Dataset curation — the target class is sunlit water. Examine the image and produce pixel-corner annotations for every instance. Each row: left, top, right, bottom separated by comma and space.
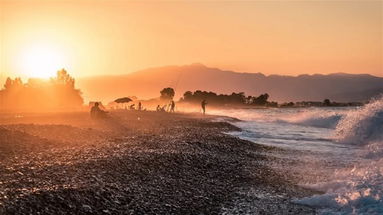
211, 97, 383, 215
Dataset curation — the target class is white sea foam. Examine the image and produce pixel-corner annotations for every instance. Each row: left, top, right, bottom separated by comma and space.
277, 110, 343, 129
211, 107, 347, 129
295, 97, 383, 214
217, 97, 383, 214
335, 97, 383, 145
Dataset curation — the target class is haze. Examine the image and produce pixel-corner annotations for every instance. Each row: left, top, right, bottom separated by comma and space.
0, 0, 382, 83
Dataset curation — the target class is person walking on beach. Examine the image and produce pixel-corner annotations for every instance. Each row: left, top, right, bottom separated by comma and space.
201, 100, 208, 115
138, 102, 142, 111
170, 100, 175, 112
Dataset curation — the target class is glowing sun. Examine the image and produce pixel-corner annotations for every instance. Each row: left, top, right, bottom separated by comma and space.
21, 44, 67, 79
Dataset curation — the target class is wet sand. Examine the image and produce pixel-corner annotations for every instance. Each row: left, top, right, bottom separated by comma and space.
0, 111, 316, 214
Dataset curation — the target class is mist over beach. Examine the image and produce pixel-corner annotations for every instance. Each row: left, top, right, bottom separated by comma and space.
0, 0, 382, 214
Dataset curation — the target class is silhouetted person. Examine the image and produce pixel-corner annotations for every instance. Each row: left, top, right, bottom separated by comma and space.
90, 102, 107, 119
201, 100, 207, 115
138, 102, 142, 111
156, 105, 161, 112
170, 100, 175, 112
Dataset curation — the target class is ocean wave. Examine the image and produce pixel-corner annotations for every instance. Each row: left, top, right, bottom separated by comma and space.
335, 97, 383, 146
210, 108, 346, 129
297, 97, 383, 214
218, 98, 383, 214
296, 156, 383, 215
277, 111, 343, 129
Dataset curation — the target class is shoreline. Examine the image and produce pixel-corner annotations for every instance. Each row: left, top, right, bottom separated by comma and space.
0, 111, 317, 214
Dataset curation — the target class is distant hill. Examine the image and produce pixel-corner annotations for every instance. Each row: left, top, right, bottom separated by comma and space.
77, 64, 383, 103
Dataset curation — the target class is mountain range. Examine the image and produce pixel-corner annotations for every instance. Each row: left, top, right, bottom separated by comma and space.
77, 64, 383, 103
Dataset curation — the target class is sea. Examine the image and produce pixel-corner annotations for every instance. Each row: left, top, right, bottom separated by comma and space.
211, 96, 383, 215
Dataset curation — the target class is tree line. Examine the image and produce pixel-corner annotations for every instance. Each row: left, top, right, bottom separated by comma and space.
0, 69, 83, 111
160, 88, 362, 108
178, 90, 277, 107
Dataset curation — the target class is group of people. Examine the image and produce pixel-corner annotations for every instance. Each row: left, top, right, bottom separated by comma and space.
156, 100, 207, 114
156, 100, 176, 113
91, 99, 208, 119
128, 102, 144, 111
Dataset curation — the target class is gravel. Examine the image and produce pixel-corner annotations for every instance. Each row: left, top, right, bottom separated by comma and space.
0, 111, 316, 214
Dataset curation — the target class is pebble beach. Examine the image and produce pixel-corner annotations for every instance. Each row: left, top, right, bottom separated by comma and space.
0, 111, 316, 214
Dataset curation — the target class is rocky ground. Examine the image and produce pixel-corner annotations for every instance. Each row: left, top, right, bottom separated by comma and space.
0, 111, 317, 214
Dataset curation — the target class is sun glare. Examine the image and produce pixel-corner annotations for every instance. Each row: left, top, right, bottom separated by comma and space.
21, 45, 67, 79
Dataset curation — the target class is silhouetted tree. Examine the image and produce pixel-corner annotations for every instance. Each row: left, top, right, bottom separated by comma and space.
4, 78, 13, 90
54, 69, 75, 88
323, 99, 331, 106
3, 77, 23, 90
181, 90, 272, 106
252, 93, 269, 105
281, 102, 295, 107
246, 95, 253, 104
266, 101, 278, 107
160, 87, 175, 100
183, 91, 193, 101
0, 69, 83, 111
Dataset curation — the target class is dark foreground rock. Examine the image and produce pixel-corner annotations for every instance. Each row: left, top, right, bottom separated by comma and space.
0, 111, 316, 214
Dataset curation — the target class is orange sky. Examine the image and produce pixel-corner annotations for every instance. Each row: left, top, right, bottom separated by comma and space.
0, 0, 382, 82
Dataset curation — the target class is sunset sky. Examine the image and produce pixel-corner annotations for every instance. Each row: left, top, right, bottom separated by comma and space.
0, 0, 382, 82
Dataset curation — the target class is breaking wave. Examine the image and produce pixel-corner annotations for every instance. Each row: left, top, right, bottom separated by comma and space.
296, 96, 383, 215
277, 110, 344, 129
213, 98, 383, 214
211, 108, 346, 129
335, 97, 383, 145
